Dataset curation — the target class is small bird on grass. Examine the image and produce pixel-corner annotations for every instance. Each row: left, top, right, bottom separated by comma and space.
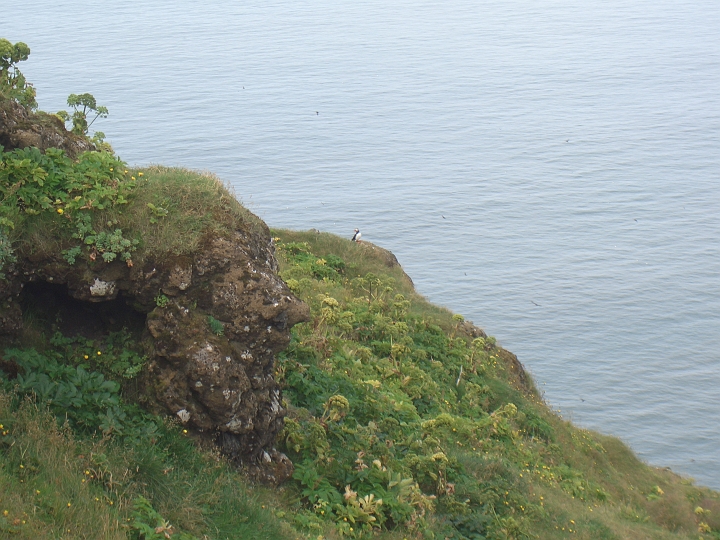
351, 228, 362, 242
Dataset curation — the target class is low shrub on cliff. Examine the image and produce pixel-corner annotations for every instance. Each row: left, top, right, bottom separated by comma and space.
115, 165, 266, 258
0, 145, 140, 270
0, 142, 267, 270
273, 230, 720, 540
0, 149, 268, 279
0, 327, 155, 439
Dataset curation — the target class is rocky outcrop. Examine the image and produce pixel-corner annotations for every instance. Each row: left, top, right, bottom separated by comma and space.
0, 223, 308, 481
0, 98, 94, 157
137, 232, 309, 468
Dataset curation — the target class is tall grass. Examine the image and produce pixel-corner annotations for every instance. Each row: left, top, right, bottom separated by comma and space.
111, 166, 268, 259
0, 392, 297, 539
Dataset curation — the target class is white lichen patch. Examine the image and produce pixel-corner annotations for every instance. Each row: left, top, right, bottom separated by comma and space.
176, 409, 191, 423
90, 278, 116, 297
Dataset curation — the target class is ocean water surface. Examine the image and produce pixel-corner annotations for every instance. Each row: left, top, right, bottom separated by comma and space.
6, 0, 720, 488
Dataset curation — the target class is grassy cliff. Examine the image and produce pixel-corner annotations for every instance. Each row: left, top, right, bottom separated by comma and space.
0, 162, 718, 539
267, 229, 720, 540
1, 43, 719, 537
0, 160, 295, 539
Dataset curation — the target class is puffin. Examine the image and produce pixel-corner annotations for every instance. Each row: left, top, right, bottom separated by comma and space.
351, 228, 362, 242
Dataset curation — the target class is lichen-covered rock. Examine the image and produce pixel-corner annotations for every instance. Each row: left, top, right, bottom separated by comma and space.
0, 223, 308, 482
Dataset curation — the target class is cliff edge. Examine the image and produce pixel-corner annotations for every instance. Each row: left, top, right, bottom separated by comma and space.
0, 98, 309, 479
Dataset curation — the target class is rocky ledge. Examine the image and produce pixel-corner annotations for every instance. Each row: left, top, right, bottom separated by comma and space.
0, 222, 309, 482
0, 98, 94, 157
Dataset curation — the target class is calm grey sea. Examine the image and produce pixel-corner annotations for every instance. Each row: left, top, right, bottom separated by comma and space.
5, 0, 720, 488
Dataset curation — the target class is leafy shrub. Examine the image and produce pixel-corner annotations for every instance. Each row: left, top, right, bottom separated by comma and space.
0, 388, 292, 539
0, 145, 142, 272
0, 347, 157, 439
278, 241, 346, 281
49, 330, 148, 380
273, 236, 538, 538
57, 92, 108, 137
0, 39, 35, 107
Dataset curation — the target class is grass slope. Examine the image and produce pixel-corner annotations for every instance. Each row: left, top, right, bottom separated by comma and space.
270, 228, 720, 540
0, 160, 718, 539
0, 392, 292, 539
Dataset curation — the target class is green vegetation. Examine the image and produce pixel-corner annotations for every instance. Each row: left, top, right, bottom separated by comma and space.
0, 390, 293, 539
0, 149, 265, 275
0, 50, 294, 539
57, 93, 108, 137
3, 226, 720, 539
269, 230, 720, 539
207, 315, 225, 336
0, 39, 35, 108
1, 40, 263, 276
1, 37, 719, 539
0, 292, 293, 539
